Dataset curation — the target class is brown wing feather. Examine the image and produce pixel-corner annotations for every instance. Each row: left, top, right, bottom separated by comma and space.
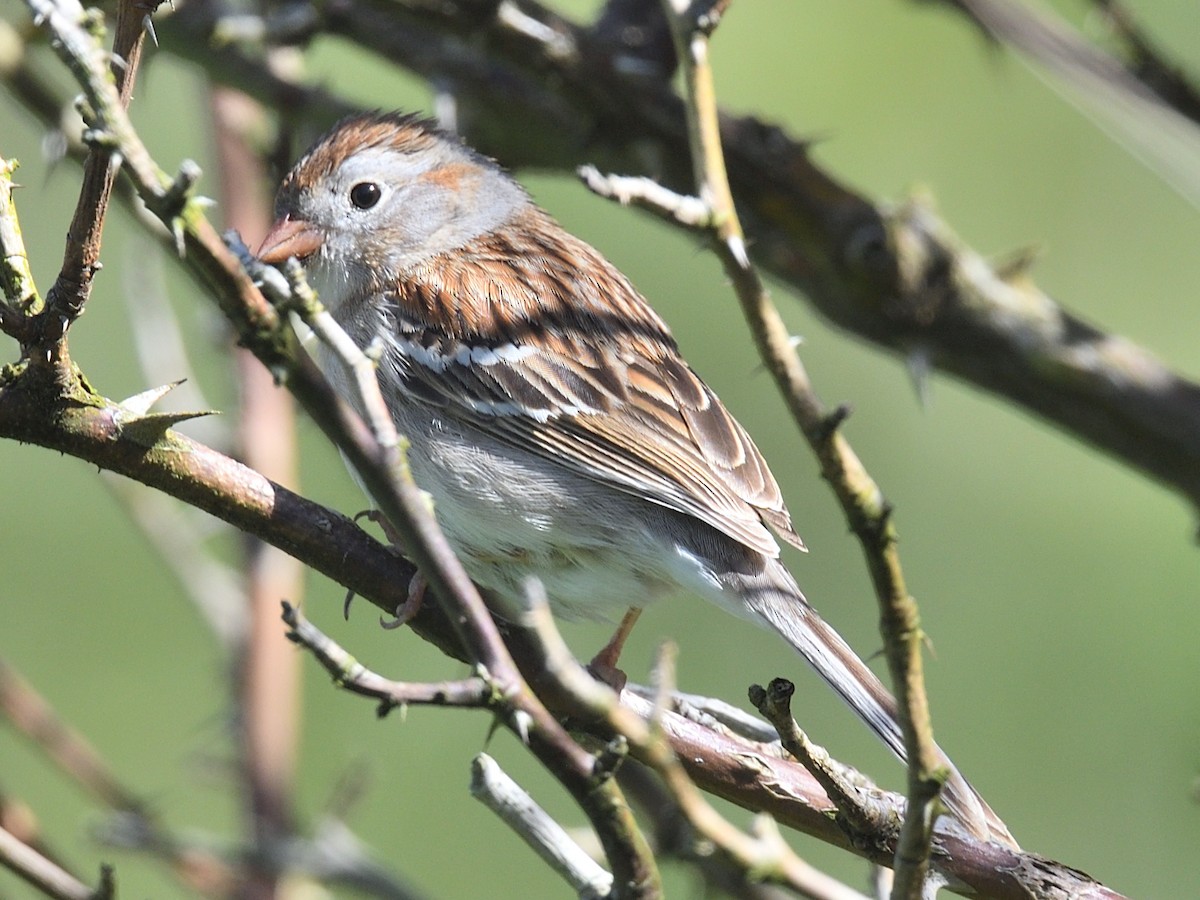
387, 207, 804, 556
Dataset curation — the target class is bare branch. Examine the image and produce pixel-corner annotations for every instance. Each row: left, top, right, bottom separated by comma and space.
654, 0, 979, 891
38, 0, 165, 354
0, 825, 109, 900
283, 602, 492, 710
0, 660, 148, 815
750, 679, 897, 839
0, 661, 239, 894
471, 753, 614, 900
1091, 0, 1200, 124
210, 82, 307, 899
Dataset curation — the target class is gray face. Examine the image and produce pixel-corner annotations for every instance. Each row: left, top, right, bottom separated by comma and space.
283, 139, 529, 308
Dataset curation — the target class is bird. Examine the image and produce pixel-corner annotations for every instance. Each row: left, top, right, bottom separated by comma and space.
256, 111, 1013, 846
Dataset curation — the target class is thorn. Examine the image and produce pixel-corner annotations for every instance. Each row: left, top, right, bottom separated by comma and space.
818, 403, 852, 441
727, 234, 751, 269
994, 244, 1041, 283
41, 129, 68, 169
509, 709, 532, 745
142, 14, 158, 46
117, 410, 220, 445
906, 345, 932, 409
375, 697, 400, 718
117, 379, 185, 417
162, 159, 202, 220
80, 128, 117, 150
750, 334, 803, 376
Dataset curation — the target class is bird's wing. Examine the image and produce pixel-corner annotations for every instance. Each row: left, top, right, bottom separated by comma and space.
380, 212, 804, 557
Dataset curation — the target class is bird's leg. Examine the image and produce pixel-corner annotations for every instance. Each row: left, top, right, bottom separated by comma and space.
381, 570, 426, 630
356, 507, 406, 547
351, 509, 426, 629
588, 606, 643, 692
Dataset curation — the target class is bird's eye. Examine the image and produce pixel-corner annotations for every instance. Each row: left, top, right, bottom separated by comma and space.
349, 182, 382, 210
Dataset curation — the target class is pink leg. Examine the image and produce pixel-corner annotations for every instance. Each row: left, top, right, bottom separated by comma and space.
588, 607, 643, 691
381, 571, 426, 630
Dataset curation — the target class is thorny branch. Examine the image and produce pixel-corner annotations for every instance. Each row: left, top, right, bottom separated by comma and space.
36, 0, 163, 354
645, 1, 962, 895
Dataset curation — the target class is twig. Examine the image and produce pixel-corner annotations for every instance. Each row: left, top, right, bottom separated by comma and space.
38, 0, 163, 354
0, 825, 110, 900
0, 158, 39, 339
613, 763, 793, 900
0, 661, 239, 894
280, 595, 659, 897
577, 166, 711, 227
936, 0, 1200, 129
623, 684, 778, 743
470, 753, 614, 900
749, 679, 895, 839
294, 817, 426, 899
653, 0, 973, 891
282, 603, 492, 710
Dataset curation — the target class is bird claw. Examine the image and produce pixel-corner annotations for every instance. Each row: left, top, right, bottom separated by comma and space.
354, 508, 401, 544
379, 573, 426, 630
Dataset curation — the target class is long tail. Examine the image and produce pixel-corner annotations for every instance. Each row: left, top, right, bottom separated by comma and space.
735, 560, 1017, 848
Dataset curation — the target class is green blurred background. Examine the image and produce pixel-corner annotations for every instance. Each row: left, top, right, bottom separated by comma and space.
2, 0, 1199, 896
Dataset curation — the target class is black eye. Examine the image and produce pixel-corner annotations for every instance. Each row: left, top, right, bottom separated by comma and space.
349, 182, 381, 210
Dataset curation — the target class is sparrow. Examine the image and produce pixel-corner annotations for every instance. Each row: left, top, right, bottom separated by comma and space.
257, 112, 1012, 845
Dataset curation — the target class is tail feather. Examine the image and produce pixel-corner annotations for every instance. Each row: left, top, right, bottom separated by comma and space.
736, 562, 1017, 848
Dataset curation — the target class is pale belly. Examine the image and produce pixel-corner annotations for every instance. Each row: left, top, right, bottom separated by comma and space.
310, 312, 723, 622
395, 407, 713, 622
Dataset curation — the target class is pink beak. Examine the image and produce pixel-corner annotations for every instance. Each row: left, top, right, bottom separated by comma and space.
256, 216, 324, 264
